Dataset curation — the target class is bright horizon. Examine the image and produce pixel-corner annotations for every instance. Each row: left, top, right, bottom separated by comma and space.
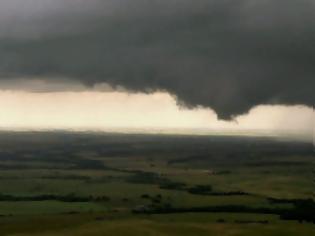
0, 86, 313, 141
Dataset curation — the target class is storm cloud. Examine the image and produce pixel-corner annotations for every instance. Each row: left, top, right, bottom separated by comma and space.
0, 0, 314, 119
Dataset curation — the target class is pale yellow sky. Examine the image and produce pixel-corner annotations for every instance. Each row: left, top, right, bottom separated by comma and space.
0, 89, 313, 140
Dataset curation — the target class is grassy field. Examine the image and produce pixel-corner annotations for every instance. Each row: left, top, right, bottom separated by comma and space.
0, 132, 314, 235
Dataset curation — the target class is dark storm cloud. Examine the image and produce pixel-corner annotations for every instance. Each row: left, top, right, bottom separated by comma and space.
0, 0, 314, 119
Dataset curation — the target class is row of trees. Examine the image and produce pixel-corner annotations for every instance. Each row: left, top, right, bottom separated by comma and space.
134, 198, 315, 224
0, 193, 110, 202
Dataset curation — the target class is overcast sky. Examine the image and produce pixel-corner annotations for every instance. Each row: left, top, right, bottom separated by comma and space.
0, 0, 314, 140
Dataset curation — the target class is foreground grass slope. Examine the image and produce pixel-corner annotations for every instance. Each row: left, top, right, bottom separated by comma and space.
3, 214, 315, 236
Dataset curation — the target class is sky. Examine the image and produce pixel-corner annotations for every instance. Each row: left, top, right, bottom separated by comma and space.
0, 0, 314, 141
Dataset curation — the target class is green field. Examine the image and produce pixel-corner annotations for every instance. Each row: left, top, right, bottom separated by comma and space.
0, 132, 314, 235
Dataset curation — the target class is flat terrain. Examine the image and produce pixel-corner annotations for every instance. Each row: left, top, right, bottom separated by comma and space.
0, 132, 314, 235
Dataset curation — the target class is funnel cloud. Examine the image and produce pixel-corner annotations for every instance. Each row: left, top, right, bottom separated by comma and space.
0, 0, 314, 119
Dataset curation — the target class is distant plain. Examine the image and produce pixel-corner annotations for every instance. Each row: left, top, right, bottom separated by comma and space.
0, 132, 314, 235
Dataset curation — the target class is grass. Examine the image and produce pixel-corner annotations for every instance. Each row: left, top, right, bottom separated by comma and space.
0, 201, 108, 215
4, 216, 315, 236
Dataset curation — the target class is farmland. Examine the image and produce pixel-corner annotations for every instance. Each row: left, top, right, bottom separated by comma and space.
0, 131, 314, 235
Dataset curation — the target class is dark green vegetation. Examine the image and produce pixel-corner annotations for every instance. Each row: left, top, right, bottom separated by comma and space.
0, 131, 314, 235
